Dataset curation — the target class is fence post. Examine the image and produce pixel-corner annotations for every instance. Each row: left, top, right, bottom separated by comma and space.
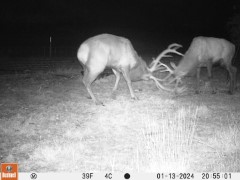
49, 36, 52, 58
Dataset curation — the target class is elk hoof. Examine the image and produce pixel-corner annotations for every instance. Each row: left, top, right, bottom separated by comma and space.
211, 90, 217, 94
134, 88, 142, 92
131, 96, 139, 101
111, 92, 117, 100
95, 100, 104, 106
195, 90, 200, 94
228, 90, 233, 95
87, 96, 92, 99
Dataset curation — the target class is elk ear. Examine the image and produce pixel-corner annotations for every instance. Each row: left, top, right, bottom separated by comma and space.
170, 62, 177, 70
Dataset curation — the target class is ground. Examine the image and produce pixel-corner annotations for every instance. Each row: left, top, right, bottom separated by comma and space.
0, 58, 240, 172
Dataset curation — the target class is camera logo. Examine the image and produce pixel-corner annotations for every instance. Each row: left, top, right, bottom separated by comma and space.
6, 165, 13, 172
1, 163, 18, 180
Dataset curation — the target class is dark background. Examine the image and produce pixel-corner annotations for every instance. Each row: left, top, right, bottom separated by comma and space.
0, 0, 239, 56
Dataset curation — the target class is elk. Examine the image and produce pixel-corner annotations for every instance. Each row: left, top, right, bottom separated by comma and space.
77, 34, 183, 105
164, 37, 237, 94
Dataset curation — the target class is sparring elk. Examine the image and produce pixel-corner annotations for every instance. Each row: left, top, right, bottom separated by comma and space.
77, 34, 183, 105
164, 37, 237, 94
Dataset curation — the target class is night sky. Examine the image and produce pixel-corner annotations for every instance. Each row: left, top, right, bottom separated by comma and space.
0, 0, 239, 47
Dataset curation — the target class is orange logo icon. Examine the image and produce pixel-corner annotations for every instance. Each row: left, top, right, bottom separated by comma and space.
1, 163, 18, 180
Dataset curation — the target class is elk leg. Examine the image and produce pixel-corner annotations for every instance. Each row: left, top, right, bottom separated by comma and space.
226, 69, 230, 86
174, 78, 181, 95
195, 67, 201, 94
111, 69, 121, 99
121, 68, 138, 100
206, 61, 215, 94
82, 67, 92, 99
227, 65, 237, 94
232, 66, 237, 90
83, 68, 104, 105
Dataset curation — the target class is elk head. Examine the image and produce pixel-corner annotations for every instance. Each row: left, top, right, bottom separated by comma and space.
164, 37, 237, 94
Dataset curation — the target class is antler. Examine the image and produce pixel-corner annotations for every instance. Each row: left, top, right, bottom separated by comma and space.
147, 43, 187, 94
149, 43, 183, 73
149, 75, 187, 93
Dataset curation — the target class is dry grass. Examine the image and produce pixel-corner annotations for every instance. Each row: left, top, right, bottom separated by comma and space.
0, 66, 240, 172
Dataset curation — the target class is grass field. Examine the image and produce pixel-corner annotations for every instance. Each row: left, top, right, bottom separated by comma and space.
0, 56, 240, 172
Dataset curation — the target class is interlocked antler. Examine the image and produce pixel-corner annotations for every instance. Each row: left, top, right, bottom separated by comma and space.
149, 76, 187, 93
149, 43, 183, 73
147, 43, 187, 94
